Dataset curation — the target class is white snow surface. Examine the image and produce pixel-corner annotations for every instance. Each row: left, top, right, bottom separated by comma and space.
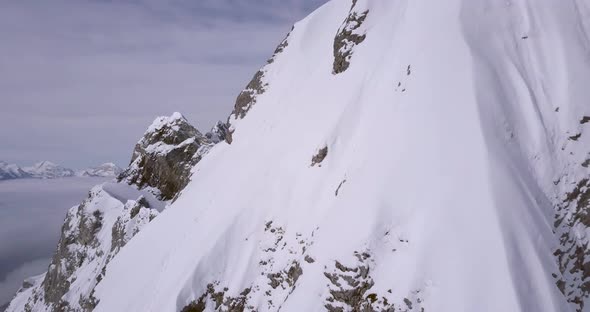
89, 0, 590, 311
145, 112, 186, 135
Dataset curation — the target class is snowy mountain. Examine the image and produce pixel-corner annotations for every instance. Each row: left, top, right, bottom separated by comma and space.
22, 161, 75, 179
6, 113, 213, 312
0, 161, 30, 180
76, 163, 122, 178
117, 112, 214, 200
8, 0, 590, 311
0, 161, 122, 181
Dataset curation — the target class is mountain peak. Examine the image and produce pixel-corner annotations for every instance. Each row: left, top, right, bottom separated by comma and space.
77, 163, 122, 178
0, 161, 30, 180
145, 112, 187, 135
118, 113, 213, 200
33, 160, 56, 168
23, 161, 74, 179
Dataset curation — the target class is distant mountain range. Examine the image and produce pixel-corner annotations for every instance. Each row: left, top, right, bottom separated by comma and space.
0, 161, 122, 180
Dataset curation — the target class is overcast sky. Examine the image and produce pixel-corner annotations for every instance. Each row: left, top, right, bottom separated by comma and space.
0, 0, 328, 169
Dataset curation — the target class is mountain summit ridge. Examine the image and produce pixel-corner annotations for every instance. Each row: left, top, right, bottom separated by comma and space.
0, 161, 123, 180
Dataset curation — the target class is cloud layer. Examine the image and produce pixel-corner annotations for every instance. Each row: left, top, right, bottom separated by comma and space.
0, 0, 327, 168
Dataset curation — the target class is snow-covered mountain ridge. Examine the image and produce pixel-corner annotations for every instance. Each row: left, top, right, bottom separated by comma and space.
76, 163, 122, 178
8, 0, 590, 311
23, 161, 76, 179
6, 113, 215, 312
0, 162, 123, 180
0, 161, 30, 180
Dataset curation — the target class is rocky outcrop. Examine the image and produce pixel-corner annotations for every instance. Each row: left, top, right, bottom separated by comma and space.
6, 112, 212, 312
224, 27, 295, 144
205, 121, 231, 144
6, 185, 160, 312
323, 251, 424, 312
554, 180, 590, 310
332, 0, 369, 74
118, 112, 212, 200
311, 146, 328, 167
551, 115, 590, 311
42, 190, 104, 306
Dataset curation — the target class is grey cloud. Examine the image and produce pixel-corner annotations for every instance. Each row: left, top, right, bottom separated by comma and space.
0, 0, 328, 168
0, 257, 51, 306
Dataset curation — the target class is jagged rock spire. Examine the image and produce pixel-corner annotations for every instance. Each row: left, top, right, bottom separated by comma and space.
118, 112, 210, 200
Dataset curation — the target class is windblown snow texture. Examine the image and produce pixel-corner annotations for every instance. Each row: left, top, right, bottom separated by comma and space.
89, 0, 590, 311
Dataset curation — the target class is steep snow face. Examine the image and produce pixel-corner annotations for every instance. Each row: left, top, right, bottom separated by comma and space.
0, 161, 30, 180
23, 161, 75, 179
84, 0, 590, 311
118, 113, 213, 200
76, 163, 122, 178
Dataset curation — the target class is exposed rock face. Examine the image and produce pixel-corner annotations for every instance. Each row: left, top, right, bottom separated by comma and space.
205, 121, 231, 144
332, 0, 369, 74
323, 251, 424, 312
231, 70, 268, 122
6, 185, 160, 312
550, 114, 590, 311
42, 190, 104, 306
118, 112, 211, 200
180, 283, 251, 312
554, 177, 590, 310
6, 112, 210, 312
225, 27, 294, 144
311, 146, 328, 167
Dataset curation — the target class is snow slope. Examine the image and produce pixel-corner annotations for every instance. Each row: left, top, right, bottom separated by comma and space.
92, 0, 590, 311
